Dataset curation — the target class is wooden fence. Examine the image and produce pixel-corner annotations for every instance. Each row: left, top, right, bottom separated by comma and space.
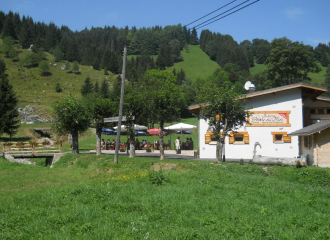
2, 141, 62, 154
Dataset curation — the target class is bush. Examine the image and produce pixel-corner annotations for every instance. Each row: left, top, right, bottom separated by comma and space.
149, 169, 170, 186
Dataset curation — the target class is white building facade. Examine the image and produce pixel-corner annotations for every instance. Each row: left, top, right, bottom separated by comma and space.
189, 83, 330, 162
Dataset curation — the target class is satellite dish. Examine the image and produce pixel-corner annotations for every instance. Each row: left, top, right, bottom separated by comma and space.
244, 81, 251, 90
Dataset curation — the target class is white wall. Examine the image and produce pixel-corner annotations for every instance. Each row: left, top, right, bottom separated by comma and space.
199, 88, 303, 160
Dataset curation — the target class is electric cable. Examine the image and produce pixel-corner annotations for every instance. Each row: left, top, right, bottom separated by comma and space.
195, 0, 260, 30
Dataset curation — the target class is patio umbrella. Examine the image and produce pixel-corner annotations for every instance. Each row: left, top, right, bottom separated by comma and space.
164, 123, 197, 131
147, 128, 166, 135
164, 123, 197, 145
114, 124, 148, 131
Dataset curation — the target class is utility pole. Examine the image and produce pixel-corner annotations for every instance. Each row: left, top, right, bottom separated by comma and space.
114, 46, 127, 164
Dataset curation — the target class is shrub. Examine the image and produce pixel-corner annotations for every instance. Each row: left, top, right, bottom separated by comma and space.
149, 169, 170, 186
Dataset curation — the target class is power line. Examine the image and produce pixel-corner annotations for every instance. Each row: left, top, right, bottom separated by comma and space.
192, 0, 252, 29
196, 0, 261, 30
156, 0, 239, 43
156, 0, 261, 45
184, 0, 237, 28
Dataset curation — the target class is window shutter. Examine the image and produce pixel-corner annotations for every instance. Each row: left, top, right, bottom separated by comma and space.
229, 132, 235, 144
205, 132, 214, 144
283, 133, 291, 143
243, 132, 249, 144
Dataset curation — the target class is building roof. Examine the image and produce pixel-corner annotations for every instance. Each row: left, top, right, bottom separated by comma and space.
244, 82, 326, 99
288, 120, 330, 136
316, 96, 330, 103
188, 82, 327, 112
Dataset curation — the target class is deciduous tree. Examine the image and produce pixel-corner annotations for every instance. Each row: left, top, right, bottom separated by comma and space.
53, 95, 91, 153
196, 81, 249, 162
142, 70, 183, 160
265, 38, 321, 87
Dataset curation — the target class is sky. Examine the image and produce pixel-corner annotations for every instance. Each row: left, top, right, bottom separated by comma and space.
1, 0, 329, 47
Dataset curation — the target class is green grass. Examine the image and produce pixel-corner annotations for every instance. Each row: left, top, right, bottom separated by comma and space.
167, 45, 220, 81
1, 155, 330, 239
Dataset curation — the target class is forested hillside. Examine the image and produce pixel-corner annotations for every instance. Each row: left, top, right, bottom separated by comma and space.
1, 9, 330, 119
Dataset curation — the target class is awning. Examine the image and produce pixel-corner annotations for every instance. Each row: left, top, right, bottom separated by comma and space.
288, 120, 330, 136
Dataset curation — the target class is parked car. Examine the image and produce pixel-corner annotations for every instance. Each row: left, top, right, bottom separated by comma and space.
176, 130, 193, 134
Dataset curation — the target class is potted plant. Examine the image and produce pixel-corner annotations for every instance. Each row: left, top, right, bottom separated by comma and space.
29, 140, 37, 146
42, 140, 50, 146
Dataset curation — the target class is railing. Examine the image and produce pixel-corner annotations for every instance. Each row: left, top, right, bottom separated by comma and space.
2, 141, 62, 154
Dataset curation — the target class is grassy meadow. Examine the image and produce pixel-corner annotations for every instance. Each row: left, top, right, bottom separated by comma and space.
1, 153, 330, 239
167, 45, 220, 81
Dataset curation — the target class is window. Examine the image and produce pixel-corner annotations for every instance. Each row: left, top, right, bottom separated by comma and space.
317, 108, 325, 114
303, 136, 311, 149
310, 108, 316, 114
327, 108, 330, 114
229, 132, 249, 144
271, 132, 291, 143
275, 134, 283, 142
205, 132, 224, 144
234, 134, 244, 142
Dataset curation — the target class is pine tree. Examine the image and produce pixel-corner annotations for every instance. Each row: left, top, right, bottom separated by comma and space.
100, 79, 110, 99
94, 80, 100, 93
55, 82, 62, 93
190, 27, 199, 45
92, 57, 100, 70
81, 76, 94, 96
0, 59, 20, 137
104, 67, 109, 75
72, 61, 80, 73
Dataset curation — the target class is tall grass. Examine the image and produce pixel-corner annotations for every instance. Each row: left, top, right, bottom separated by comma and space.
1, 155, 330, 239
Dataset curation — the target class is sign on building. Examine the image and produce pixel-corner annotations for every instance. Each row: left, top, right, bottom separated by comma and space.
247, 111, 291, 127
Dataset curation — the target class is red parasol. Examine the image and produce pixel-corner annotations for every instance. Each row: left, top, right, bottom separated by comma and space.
147, 128, 167, 135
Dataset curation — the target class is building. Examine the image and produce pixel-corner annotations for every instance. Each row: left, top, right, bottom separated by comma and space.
189, 82, 330, 166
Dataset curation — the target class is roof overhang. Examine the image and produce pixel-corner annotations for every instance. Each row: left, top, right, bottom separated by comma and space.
288, 120, 330, 136
189, 82, 327, 114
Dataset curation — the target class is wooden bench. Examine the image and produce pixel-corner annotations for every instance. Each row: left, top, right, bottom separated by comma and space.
2, 141, 62, 154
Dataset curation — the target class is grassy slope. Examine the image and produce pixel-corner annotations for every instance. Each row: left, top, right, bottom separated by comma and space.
0, 39, 116, 112
250, 61, 327, 86
167, 45, 220, 81
1, 155, 330, 239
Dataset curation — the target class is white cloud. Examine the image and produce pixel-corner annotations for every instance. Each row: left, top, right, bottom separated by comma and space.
103, 12, 119, 21
284, 8, 303, 19
309, 39, 330, 45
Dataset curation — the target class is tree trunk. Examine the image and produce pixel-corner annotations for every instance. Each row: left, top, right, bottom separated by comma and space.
96, 127, 101, 155
216, 140, 223, 163
72, 131, 79, 154
129, 131, 135, 158
159, 121, 165, 160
